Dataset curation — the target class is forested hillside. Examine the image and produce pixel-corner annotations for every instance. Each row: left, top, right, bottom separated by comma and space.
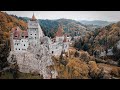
18, 17, 88, 38
0, 11, 27, 70
80, 20, 114, 27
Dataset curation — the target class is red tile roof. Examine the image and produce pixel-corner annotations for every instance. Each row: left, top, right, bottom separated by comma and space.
56, 25, 64, 37
11, 27, 22, 39
11, 26, 28, 39
31, 13, 36, 21
22, 30, 28, 37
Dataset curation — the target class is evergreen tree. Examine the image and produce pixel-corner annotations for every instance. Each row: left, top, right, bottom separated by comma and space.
74, 51, 79, 57
83, 43, 89, 51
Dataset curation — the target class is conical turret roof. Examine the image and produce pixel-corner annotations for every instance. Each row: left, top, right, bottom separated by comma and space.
31, 13, 36, 21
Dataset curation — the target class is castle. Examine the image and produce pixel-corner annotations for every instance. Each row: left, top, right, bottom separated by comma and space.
10, 14, 71, 56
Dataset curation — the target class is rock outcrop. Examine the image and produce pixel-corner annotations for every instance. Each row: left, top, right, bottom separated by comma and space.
7, 44, 58, 79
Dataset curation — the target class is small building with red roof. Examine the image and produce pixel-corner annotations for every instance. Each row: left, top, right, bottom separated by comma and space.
10, 26, 29, 52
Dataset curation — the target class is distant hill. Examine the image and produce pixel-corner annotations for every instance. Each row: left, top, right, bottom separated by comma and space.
20, 17, 88, 38
40, 19, 89, 37
80, 20, 115, 27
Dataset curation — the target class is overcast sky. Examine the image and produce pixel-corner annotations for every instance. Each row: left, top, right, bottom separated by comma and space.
3, 11, 120, 22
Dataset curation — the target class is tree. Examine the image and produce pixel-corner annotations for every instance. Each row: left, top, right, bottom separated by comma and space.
74, 51, 79, 57
10, 63, 19, 79
83, 43, 89, 51
0, 30, 3, 44
0, 40, 10, 70
74, 38, 82, 50
59, 51, 67, 66
112, 45, 120, 61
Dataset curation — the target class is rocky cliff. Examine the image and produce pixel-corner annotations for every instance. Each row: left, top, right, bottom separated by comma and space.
7, 44, 58, 79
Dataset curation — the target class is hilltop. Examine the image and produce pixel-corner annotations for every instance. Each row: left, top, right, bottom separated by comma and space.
80, 20, 115, 27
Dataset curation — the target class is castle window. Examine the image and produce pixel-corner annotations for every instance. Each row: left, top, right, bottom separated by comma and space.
19, 49, 20, 50
52, 51, 54, 54
35, 37, 36, 39
22, 41, 23, 42
16, 48, 17, 50
31, 34, 32, 35
24, 44, 25, 46
25, 36, 28, 38
17, 44, 18, 45
35, 34, 36, 35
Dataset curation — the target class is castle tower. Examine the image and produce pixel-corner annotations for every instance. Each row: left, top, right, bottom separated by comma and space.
55, 24, 64, 42
55, 24, 64, 37
28, 13, 44, 46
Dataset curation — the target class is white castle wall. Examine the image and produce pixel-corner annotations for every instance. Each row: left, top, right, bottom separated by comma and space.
28, 20, 44, 46
28, 28, 38, 46
63, 42, 69, 52
49, 43, 63, 56
13, 39, 28, 52
56, 36, 64, 42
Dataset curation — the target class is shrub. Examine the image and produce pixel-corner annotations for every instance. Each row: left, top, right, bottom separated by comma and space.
74, 51, 80, 57
88, 61, 104, 79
